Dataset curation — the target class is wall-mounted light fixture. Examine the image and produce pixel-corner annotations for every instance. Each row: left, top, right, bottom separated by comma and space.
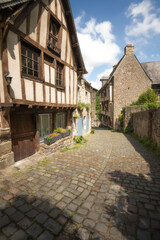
4, 72, 12, 85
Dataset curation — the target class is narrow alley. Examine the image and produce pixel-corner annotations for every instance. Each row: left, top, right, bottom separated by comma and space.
0, 129, 160, 240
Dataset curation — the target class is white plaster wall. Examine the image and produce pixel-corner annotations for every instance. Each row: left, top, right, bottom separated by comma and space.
44, 64, 49, 83
7, 31, 22, 99
70, 69, 73, 104
19, 19, 26, 34
24, 79, 34, 101
57, 0, 61, 21
70, 53, 73, 66
62, 12, 67, 27
62, 91, 65, 104
40, 7, 48, 48
36, 82, 43, 102
51, 87, 56, 103
49, 0, 55, 14
0, 32, 4, 103
61, 29, 66, 61
66, 37, 71, 64
29, 5, 39, 41
74, 71, 77, 105
65, 67, 69, 104
57, 90, 61, 104
50, 67, 55, 85
45, 86, 50, 103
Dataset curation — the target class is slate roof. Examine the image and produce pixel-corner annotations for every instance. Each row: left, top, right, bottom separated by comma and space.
141, 61, 160, 85
0, 0, 30, 9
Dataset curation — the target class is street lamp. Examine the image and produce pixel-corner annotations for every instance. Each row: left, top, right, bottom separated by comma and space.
4, 72, 12, 85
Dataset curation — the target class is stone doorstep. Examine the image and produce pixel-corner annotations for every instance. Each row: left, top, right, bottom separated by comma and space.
0, 136, 73, 175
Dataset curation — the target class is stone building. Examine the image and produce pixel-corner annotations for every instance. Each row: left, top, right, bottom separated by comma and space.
141, 61, 160, 99
0, 0, 86, 168
73, 76, 92, 136
99, 44, 151, 129
90, 87, 99, 127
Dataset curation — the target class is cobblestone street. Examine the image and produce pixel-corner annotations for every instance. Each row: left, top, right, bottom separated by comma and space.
0, 128, 160, 240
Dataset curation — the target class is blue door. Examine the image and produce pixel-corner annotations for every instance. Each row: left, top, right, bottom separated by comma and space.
86, 115, 89, 132
78, 117, 83, 136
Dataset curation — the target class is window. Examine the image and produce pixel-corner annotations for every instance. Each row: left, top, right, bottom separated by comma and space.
39, 114, 53, 141
56, 62, 64, 87
56, 112, 66, 129
21, 42, 40, 78
48, 18, 60, 54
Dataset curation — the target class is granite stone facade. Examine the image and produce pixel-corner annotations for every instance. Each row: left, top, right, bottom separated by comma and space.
99, 44, 151, 129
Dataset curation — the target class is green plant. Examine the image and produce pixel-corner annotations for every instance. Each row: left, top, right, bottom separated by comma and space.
118, 113, 124, 128
73, 114, 79, 119
55, 128, 66, 133
91, 129, 95, 134
46, 132, 59, 143
60, 147, 70, 153
78, 102, 85, 111
123, 127, 133, 133
66, 129, 71, 133
85, 104, 91, 110
96, 91, 101, 121
73, 136, 87, 144
133, 135, 160, 157
131, 88, 158, 106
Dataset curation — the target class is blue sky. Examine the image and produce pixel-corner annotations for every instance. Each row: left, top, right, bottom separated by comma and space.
70, 0, 160, 89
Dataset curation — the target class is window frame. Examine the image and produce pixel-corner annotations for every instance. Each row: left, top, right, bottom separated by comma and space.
39, 113, 53, 142
21, 41, 42, 81
48, 17, 61, 55
56, 62, 64, 89
56, 112, 67, 129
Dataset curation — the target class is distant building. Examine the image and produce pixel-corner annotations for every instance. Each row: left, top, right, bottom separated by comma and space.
73, 76, 92, 136
141, 61, 160, 98
99, 44, 151, 129
90, 87, 99, 127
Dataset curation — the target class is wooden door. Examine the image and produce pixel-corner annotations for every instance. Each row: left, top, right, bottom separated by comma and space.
10, 112, 38, 162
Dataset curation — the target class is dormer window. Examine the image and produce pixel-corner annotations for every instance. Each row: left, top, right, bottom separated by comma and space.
48, 18, 61, 55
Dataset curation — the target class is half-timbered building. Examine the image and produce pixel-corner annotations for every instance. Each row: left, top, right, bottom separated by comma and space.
0, 0, 86, 167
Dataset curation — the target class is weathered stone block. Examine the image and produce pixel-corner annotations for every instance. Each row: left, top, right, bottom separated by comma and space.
0, 141, 12, 156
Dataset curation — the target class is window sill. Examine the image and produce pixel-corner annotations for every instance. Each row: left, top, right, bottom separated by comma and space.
21, 74, 44, 83
56, 85, 65, 90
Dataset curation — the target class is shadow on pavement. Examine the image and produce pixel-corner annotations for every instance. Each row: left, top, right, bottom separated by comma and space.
104, 133, 160, 240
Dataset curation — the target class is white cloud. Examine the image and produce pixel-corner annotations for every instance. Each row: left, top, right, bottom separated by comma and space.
75, 13, 121, 76
125, 0, 160, 38
89, 67, 113, 90
89, 79, 102, 90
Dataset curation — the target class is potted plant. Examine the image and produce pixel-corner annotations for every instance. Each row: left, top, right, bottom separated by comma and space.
78, 102, 85, 111
85, 104, 91, 111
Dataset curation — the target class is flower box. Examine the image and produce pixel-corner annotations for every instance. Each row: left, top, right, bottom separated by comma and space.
44, 129, 70, 145
44, 134, 61, 145
61, 131, 70, 138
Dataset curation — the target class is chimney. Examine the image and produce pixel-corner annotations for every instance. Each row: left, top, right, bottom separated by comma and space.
124, 44, 134, 55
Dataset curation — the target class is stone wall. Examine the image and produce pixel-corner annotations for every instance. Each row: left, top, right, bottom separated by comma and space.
133, 107, 160, 147
124, 106, 144, 129
40, 135, 73, 155
0, 109, 14, 169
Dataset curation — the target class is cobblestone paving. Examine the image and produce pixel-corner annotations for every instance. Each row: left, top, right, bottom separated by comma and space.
0, 128, 160, 240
